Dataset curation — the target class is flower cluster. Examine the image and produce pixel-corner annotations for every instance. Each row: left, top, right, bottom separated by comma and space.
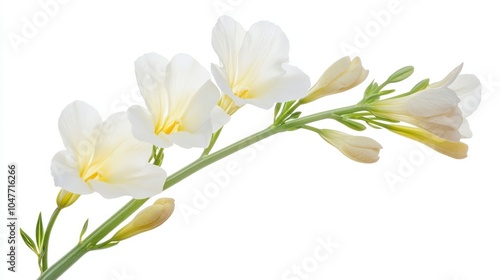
50, 16, 481, 201
364, 64, 481, 159
26, 16, 481, 278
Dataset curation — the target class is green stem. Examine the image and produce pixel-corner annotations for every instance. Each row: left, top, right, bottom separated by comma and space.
38, 104, 362, 280
38, 199, 148, 280
201, 127, 223, 157
40, 207, 62, 273
302, 125, 322, 134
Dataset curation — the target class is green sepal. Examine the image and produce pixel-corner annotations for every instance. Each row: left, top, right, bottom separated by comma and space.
92, 241, 120, 251
331, 115, 367, 131
79, 219, 89, 244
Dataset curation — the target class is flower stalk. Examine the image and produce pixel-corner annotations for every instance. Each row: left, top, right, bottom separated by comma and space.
37, 104, 363, 279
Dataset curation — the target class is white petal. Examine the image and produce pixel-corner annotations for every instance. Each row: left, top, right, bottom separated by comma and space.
210, 106, 231, 132
405, 88, 460, 117
450, 74, 482, 117
128, 105, 172, 147
93, 112, 151, 167
243, 64, 310, 109
165, 54, 211, 117
428, 63, 463, 89
51, 151, 93, 195
90, 164, 167, 199
58, 101, 102, 166
89, 112, 167, 198
211, 63, 234, 95
459, 119, 473, 138
212, 16, 245, 84
417, 119, 462, 142
180, 80, 220, 132
135, 53, 170, 119
164, 126, 213, 149
237, 20, 289, 88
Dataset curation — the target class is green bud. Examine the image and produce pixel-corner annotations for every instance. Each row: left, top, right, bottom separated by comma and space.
409, 78, 430, 93
386, 66, 414, 83
56, 189, 80, 208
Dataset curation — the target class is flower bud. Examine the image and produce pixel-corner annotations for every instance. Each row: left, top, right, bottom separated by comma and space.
56, 189, 80, 208
301, 56, 368, 104
110, 198, 175, 242
382, 124, 468, 159
319, 129, 382, 163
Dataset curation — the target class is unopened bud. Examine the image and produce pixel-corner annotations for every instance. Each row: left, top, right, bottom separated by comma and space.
56, 189, 80, 208
319, 129, 382, 163
110, 198, 175, 242
302, 56, 368, 104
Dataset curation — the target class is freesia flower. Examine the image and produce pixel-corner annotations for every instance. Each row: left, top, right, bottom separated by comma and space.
110, 198, 175, 242
51, 101, 167, 199
382, 124, 468, 159
427, 64, 481, 137
128, 53, 230, 148
319, 129, 382, 163
301, 56, 368, 104
368, 64, 481, 142
211, 16, 310, 113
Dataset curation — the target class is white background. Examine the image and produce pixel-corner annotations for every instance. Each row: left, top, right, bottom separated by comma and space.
1, 0, 499, 279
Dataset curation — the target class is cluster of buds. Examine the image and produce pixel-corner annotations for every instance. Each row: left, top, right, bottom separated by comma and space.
296, 59, 480, 163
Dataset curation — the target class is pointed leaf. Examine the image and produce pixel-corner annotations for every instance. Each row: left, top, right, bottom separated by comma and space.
364, 80, 376, 96
20, 228, 38, 255
282, 100, 296, 112
286, 111, 302, 121
274, 102, 282, 120
36, 212, 44, 251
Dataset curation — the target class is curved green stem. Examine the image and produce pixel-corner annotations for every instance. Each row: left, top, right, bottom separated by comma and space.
38, 104, 362, 280
302, 125, 322, 134
201, 127, 223, 157
40, 207, 62, 273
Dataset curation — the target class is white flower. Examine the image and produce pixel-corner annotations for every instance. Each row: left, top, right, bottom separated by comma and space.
211, 16, 310, 112
428, 64, 481, 137
128, 53, 230, 148
302, 56, 368, 104
51, 101, 167, 199
319, 129, 382, 163
369, 64, 481, 142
